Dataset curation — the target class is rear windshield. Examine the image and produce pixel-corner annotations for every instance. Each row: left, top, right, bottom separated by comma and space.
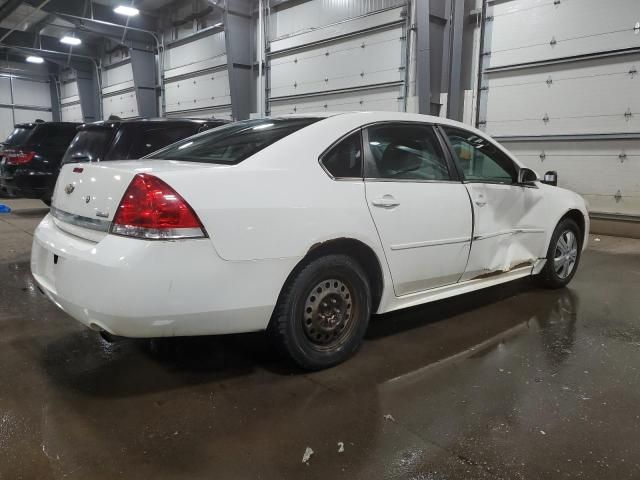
149, 118, 320, 164
3, 127, 34, 147
62, 129, 115, 164
107, 124, 202, 160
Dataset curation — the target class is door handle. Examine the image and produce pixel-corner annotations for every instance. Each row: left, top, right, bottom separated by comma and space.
475, 200, 487, 207
372, 196, 400, 208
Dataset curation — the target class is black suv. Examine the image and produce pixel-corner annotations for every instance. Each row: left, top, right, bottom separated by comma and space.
60, 117, 227, 168
0, 121, 80, 204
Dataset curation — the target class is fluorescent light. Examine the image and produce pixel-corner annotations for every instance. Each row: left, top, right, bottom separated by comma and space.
60, 36, 81, 46
114, 5, 140, 16
26, 56, 44, 64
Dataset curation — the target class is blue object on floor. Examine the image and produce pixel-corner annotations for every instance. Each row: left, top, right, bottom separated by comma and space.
0, 204, 11, 214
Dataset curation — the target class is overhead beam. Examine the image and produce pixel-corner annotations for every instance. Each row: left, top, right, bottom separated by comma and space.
24, 0, 158, 32
0, 28, 99, 58
0, 0, 23, 23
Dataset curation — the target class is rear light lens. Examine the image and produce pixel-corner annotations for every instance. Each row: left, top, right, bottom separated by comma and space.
110, 174, 206, 240
5, 150, 36, 165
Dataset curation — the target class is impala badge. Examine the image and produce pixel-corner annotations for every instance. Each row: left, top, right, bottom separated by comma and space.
64, 184, 75, 194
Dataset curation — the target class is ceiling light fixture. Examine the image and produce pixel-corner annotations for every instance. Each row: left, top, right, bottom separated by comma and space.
60, 36, 81, 46
114, 5, 140, 16
26, 56, 44, 64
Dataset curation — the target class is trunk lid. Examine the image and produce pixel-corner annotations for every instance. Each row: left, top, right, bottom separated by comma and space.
51, 160, 217, 241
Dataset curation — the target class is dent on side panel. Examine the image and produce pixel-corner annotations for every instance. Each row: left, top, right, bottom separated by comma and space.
464, 232, 542, 280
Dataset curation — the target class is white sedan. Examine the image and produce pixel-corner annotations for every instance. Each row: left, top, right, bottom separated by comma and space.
31, 112, 588, 369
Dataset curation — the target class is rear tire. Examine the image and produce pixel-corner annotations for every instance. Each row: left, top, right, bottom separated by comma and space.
270, 254, 371, 370
537, 218, 582, 289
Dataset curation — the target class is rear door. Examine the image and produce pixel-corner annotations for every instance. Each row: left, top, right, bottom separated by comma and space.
439, 126, 547, 280
363, 122, 473, 296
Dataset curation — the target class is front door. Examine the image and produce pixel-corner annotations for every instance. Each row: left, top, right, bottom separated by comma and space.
440, 126, 547, 281
364, 122, 473, 296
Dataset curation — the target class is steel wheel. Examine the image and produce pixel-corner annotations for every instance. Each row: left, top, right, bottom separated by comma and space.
553, 230, 578, 279
302, 278, 356, 351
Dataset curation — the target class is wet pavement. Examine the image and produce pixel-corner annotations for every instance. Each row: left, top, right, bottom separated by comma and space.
1, 205, 640, 479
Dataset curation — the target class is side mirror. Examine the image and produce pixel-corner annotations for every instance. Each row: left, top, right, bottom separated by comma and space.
541, 170, 558, 186
517, 167, 538, 185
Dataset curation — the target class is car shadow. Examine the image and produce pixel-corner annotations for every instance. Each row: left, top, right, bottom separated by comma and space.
38, 277, 554, 399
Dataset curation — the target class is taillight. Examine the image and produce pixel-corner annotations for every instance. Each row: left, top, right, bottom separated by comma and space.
110, 174, 206, 240
5, 150, 36, 165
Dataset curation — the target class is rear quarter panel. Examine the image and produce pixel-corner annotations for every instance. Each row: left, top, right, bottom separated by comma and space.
155, 116, 387, 263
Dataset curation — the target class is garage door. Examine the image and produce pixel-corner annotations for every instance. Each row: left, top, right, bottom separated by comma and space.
477, 0, 640, 217
267, 3, 408, 115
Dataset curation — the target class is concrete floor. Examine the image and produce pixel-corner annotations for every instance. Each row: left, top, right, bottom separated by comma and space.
1, 201, 640, 480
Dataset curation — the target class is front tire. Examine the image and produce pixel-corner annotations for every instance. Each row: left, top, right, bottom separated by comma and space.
537, 218, 582, 289
270, 254, 371, 370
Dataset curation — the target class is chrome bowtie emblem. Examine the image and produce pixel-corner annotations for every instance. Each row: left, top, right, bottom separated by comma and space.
64, 184, 75, 194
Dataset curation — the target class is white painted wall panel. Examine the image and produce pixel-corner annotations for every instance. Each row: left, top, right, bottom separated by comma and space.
102, 91, 138, 119
61, 102, 83, 123
102, 62, 134, 88
270, 85, 403, 115
484, 54, 640, 136
271, 5, 405, 52
164, 32, 226, 71
505, 139, 640, 216
12, 79, 51, 108
13, 109, 52, 124
0, 107, 13, 139
270, 26, 404, 99
164, 70, 230, 114
60, 80, 78, 99
488, 0, 640, 68
0, 77, 12, 104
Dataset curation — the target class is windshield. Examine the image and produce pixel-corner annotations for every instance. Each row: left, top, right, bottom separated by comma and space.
149, 118, 320, 164
3, 127, 34, 147
61, 129, 116, 165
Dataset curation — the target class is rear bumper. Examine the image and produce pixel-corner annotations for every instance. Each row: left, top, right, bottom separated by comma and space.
0, 170, 53, 199
31, 214, 297, 337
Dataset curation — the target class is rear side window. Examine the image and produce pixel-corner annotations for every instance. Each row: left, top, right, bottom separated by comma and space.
320, 131, 362, 179
3, 127, 34, 147
365, 123, 451, 181
62, 129, 116, 164
150, 118, 320, 164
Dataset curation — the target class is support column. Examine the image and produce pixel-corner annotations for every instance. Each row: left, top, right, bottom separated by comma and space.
130, 47, 158, 118
446, 0, 465, 121
73, 61, 100, 122
223, 0, 252, 120
416, 0, 431, 115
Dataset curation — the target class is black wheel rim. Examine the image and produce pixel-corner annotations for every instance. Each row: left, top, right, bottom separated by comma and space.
302, 278, 357, 351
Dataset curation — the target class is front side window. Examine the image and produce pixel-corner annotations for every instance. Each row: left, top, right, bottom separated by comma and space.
320, 131, 362, 178
150, 118, 320, 164
365, 123, 451, 181
442, 127, 516, 184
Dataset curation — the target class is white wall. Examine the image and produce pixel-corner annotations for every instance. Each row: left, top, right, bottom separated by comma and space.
0, 61, 53, 140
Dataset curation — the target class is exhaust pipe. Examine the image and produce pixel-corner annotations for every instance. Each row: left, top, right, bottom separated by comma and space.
98, 330, 124, 343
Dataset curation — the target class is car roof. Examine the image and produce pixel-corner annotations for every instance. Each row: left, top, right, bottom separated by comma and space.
15, 121, 81, 128
78, 117, 227, 129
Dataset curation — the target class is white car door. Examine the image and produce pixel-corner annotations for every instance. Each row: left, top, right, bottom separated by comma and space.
364, 123, 473, 296
439, 126, 548, 281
